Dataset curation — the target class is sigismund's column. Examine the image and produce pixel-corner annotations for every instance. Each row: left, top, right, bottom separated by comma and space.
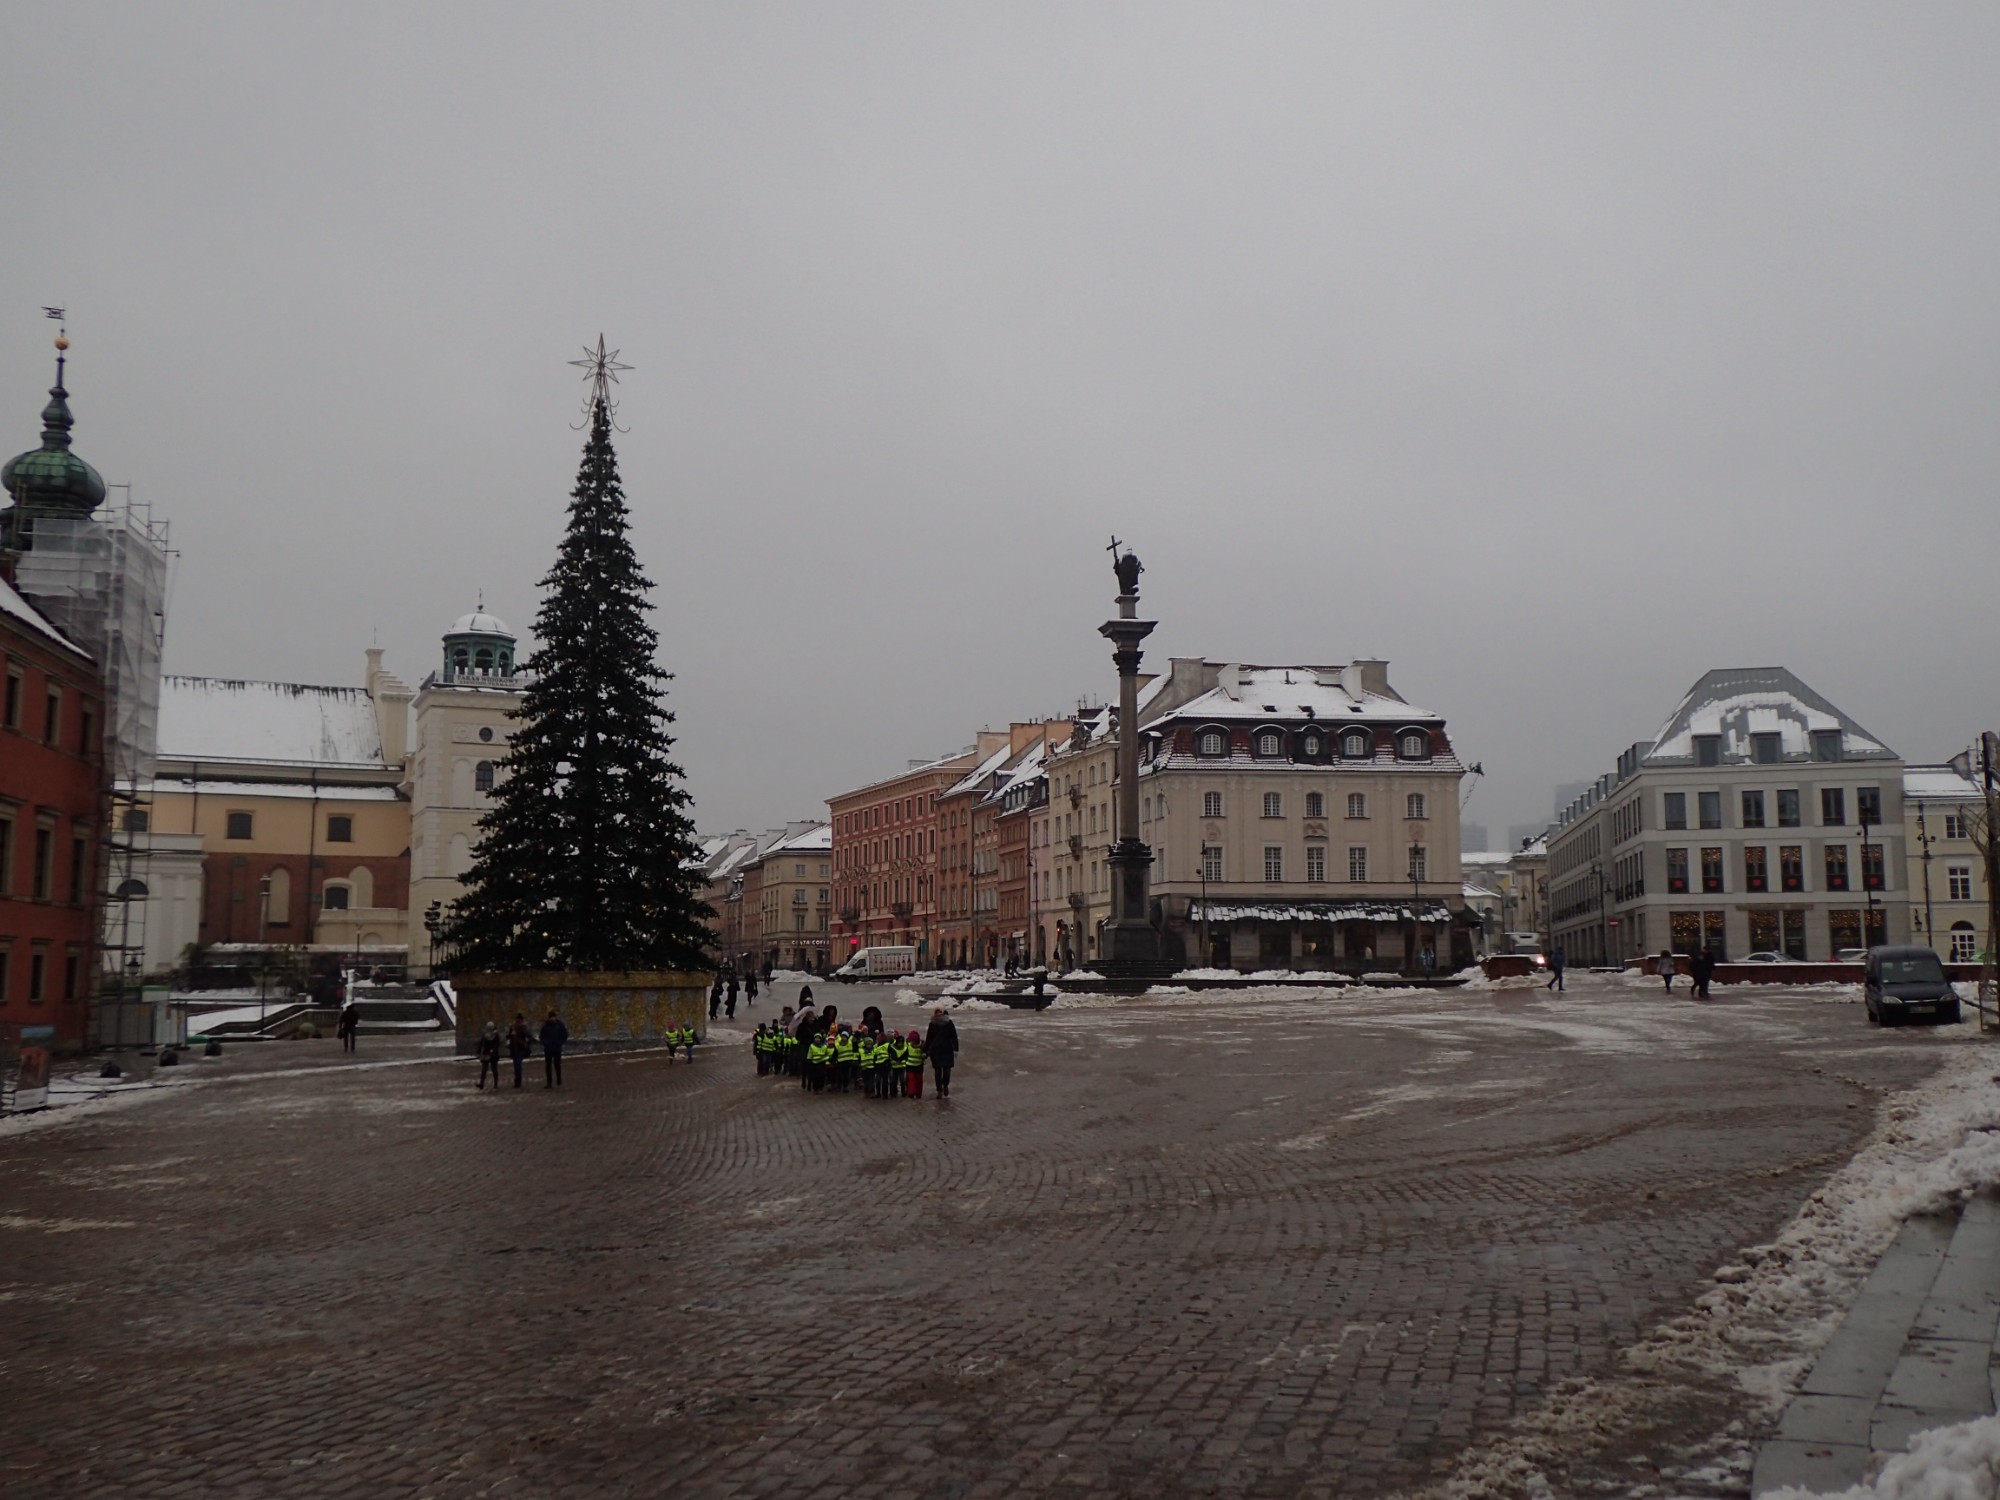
1097, 545, 1165, 971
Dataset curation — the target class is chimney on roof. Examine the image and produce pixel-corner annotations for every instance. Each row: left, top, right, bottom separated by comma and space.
1341, 659, 1397, 701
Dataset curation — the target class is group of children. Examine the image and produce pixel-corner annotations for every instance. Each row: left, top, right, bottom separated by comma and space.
750, 1011, 928, 1099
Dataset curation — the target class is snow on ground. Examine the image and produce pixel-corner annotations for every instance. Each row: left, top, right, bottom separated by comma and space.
1765, 1413, 2000, 1500
0, 1068, 199, 1140
1428, 1042, 2000, 1499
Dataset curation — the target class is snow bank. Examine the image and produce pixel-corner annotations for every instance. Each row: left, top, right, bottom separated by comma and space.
1764, 1412, 2000, 1500
1429, 1047, 2000, 1498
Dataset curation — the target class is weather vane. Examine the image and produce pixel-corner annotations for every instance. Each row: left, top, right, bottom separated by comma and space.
568, 333, 633, 429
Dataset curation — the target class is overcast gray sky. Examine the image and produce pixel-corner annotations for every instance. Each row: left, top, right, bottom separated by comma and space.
5, 3, 1996, 843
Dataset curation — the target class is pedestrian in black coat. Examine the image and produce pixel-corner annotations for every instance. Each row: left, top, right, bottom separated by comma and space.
725, 975, 740, 1020
709, 974, 723, 1020
337, 1001, 361, 1053
506, 1013, 533, 1089
475, 1022, 502, 1090
745, 971, 759, 1005
539, 1010, 569, 1088
925, 1007, 960, 1099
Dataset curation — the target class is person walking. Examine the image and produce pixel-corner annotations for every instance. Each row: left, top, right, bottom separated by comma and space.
1691, 946, 1715, 1000
337, 999, 360, 1054
1546, 944, 1566, 992
902, 1029, 925, 1099
745, 969, 759, 1007
710, 973, 723, 1021
475, 1021, 502, 1091
925, 1007, 959, 1099
725, 973, 740, 1020
506, 1012, 533, 1089
540, 1009, 569, 1088
1658, 950, 1677, 992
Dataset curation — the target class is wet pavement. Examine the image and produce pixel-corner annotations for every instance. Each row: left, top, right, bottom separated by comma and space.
0, 976, 1969, 1498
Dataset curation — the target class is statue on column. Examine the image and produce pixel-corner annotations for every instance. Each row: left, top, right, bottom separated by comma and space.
1113, 546, 1143, 598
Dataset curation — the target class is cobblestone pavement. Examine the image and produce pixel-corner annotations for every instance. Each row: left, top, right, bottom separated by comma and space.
0, 977, 1968, 1498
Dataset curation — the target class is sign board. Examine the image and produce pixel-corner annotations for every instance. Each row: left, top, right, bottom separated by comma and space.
1608, 919, 1620, 928
13, 1045, 50, 1112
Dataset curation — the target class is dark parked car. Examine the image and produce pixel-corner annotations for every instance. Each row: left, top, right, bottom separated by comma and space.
1864, 946, 1960, 1027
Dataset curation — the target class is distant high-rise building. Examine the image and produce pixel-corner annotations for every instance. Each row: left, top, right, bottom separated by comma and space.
1460, 822, 1488, 854
1552, 781, 1589, 820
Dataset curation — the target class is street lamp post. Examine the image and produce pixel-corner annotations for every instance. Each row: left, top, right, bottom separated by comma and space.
258, 874, 272, 1030
1859, 818, 1879, 947
1197, 855, 1210, 967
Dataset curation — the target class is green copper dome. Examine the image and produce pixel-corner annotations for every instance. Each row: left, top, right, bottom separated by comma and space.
2, 342, 107, 517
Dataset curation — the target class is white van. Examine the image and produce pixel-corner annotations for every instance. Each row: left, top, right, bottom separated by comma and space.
832, 946, 918, 982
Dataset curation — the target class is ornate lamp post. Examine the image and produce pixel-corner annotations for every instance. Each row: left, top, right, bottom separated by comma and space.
1096, 542, 1169, 975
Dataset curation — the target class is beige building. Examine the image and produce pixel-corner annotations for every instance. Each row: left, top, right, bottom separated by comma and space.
753, 822, 833, 972
409, 610, 523, 971
1039, 710, 1118, 969
1139, 661, 1470, 971
1548, 668, 1906, 966
1904, 755, 1991, 963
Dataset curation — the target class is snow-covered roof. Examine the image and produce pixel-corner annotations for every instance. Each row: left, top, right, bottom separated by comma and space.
1644, 668, 1894, 764
136, 778, 403, 803
1459, 852, 1514, 869
1904, 766, 1982, 802
0, 574, 89, 659
767, 823, 832, 854
1163, 664, 1431, 726
1190, 899, 1459, 924
449, 610, 513, 637
944, 741, 1018, 799
158, 676, 391, 770
1463, 881, 1502, 900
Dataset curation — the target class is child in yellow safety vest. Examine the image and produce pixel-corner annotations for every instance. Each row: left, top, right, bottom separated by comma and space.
751, 1023, 771, 1075
867, 1029, 893, 1099
903, 1029, 926, 1098
832, 1026, 857, 1093
806, 1031, 834, 1092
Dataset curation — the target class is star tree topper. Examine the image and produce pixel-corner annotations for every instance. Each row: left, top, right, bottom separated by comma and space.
568, 334, 633, 426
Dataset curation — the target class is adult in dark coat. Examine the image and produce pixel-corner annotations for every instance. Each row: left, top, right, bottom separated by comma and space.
337, 1001, 360, 1054
539, 1010, 569, 1089
506, 1013, 533, 1090
725, 974, 740, 1020
709, 974, 723, 1020
925, 1007, 960, 1099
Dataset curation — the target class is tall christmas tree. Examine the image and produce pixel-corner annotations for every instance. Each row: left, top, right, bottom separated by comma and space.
447, 339, 713, 972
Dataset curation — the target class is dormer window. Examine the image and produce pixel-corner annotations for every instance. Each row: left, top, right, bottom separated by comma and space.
1198, 730, 1226, 757
1694, 734, 1721, 767
1341, 731, 1370, 759
1255, 730, 1282, 758
1301, 732, 1322, 758
1811, 730, 1843, 763
1398, 731, 1430, 761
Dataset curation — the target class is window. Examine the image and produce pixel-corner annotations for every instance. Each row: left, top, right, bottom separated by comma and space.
1666, 847, 1689, 894
1342, 731, 1370, 758
1199, 790, 1223, 819
1751, 733, 1781, 764
1262, 792, 1283, 819
43, 689, 61, 746
1950, 922, 1978, 962
1783, 909, 1807, 960
1264, 846, 1284, 882
1408, 845, 1428, 882
1949, 866, 1974, 902
1304, 792, 1324, 819
1694, 735, 1720, 767
1202, 845, 1223, 882
1256, 730, 1282, 758
1198, 730, 1225, 757
1306, 845, 1326, 883
1346, 793, 1367, 819
1698, 791, 1721, 830
32, 827, 53, 899
1829, 908, 1862, 953
1780, 844, 1804, 893
79, 707, 94, 761
1824, 845, 1849, 892
1348, 846, 1368, 882
1750, 908, 1779, 953
1399, 732, 1429, 760
123, 808, 149, 833
479, 726, 495, 743
322, 884, 351, 911
1741, 790, 1765, 828
68, 835, 85, 904
1700, 847, 1724, 894
0, 817, 10, 895
1812, 730, 1843, 762
63, 950, 78, 1000
1406, 793, 1427, 820
1744, 846, 1767, 893
1821, 788, 1845, 827
1301, 733, 1322, 758
475, 760, 495, 793
327, 815, 353, 843
1663, 793, 1687, 830
1857, 786, 1882, 826
29, 949, 46, 1001
1862, 843, 1884, 891
226, 811, 254, 840
1777, 790, 1801, 828
3, 670, 20, 729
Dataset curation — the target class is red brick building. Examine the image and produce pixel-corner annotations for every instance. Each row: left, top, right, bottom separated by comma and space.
827, 751, 974, 967
0, 575, 105, 1048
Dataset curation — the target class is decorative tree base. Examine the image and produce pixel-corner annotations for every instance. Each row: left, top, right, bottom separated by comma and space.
452, 971, 710, 1055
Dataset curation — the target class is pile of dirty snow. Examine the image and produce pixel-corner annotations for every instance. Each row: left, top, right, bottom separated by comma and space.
1765, 1411, 2000, 1499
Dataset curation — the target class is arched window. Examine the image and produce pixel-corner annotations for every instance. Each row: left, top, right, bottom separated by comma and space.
321, 883, 351, 912
1950, 921, 1978, 962
1399, 731, 1430, 760
452, 647, 469, 671
1304, 792, 1325, 819
474, 760, 495, 793
1406, 793, 1427, 820
115, 877, 148, 900
474, 648, 494, 672
498, 651, 513, 673
1347, 792, 1368, 819
1198, 730, 1226, 757
1301, 733, 1322, 759
1342, 731, 1370, 758
1255, 730, 1282, 758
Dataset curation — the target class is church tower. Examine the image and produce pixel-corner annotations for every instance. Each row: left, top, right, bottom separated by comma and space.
409, 605, 524, 975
